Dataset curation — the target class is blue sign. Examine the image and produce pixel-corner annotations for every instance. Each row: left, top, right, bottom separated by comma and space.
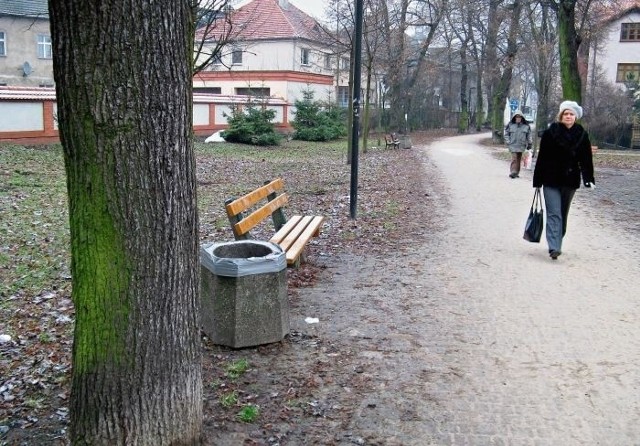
509, 98, 519, 111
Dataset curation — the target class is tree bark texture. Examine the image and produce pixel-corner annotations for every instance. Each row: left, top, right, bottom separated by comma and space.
491, 0, 522, 140
484, 0, 502, 132
557, 0, 582, 102
49, 1, 202, 444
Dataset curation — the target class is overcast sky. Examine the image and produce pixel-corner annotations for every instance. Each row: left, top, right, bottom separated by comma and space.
288, 0, 328, 20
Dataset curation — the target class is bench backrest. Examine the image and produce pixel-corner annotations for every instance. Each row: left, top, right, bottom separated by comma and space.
225, 178, 288, 239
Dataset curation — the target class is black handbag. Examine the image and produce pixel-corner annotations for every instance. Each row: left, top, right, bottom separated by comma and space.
523, 188, 543, 243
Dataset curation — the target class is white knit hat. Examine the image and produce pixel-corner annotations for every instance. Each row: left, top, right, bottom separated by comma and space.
558, 100, 583, 119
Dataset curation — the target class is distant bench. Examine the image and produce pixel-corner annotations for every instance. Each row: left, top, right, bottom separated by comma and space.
225, 179, 325, 267
385, 133, 400, 149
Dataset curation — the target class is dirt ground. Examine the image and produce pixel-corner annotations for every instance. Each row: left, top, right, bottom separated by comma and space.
1, 132, 447, 445
198, 138, 447, 446
2, 132, 639, 445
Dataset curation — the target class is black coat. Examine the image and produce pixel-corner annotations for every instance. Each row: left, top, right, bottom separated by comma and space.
533, 122, 595, 189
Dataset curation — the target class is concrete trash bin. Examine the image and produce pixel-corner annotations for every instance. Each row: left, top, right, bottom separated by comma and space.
200, 240, 289, 348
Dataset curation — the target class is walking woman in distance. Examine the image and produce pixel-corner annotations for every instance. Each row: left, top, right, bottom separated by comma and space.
532, 100, 595, 260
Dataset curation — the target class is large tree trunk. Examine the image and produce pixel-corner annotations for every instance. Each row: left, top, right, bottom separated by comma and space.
528, 1, 556, 155
458, 44, 469, 134
49, 1, 202, 444
557, 0, 582, 102
491, 0, 522, 142
484, 0, 502, 131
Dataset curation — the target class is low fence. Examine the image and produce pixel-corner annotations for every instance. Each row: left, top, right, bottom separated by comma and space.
0, 87, 292, 144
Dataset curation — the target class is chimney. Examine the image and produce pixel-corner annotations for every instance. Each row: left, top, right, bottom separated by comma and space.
279, 0, 290, 10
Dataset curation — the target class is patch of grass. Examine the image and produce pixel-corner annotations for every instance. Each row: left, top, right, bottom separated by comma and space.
219, 391, 238, 408
224, 359, 249, 379
38, 332, 53, 343
383, 221, 396, 230
0, 144, 70, 299
236, 404, 259, 422
24, 397, 45, 410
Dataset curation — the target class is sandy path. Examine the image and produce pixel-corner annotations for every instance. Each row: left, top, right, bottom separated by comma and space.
300, 133, 640, 445
408, 133, 640, 444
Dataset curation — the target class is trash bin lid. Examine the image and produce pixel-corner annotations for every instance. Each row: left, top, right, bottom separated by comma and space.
200, 240, 286, 277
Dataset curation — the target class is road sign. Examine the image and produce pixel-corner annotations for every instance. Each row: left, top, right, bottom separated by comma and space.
510, 98, 519, 111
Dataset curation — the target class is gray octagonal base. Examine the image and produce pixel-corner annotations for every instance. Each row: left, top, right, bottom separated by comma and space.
201, 266, 289, 348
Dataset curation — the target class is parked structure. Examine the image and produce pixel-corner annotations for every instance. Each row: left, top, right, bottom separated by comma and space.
0, 0, 53, 88
590, 6, 640, 87
588, 5, 640, 148
0, 0, 351, 143
194, 0, 347, 108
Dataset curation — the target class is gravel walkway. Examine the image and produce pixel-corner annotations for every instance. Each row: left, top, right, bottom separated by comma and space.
296, 133, 640, 445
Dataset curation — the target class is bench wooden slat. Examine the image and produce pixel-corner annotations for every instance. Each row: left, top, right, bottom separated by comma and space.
225, 178, 284, 217
224, 178, 325, 267
269, 215, 303, 246
232, 193, 289, 237
271, 215, 313, 251
283, 216, 325, 265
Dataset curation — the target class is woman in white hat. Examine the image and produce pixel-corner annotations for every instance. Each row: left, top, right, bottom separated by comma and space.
532, 100, 595, 260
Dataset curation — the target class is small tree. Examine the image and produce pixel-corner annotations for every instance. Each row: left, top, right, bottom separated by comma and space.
292, 90, 346, 141
222, 103, 282, 146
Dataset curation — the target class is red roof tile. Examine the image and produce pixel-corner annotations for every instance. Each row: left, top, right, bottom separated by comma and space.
199, 0, 326, 42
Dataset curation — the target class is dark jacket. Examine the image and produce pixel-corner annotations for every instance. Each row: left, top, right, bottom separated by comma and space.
533, 122, 595, 189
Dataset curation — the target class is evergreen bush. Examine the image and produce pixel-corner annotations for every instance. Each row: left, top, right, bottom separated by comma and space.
222, 103, 282, 146
292, 90, 347, 141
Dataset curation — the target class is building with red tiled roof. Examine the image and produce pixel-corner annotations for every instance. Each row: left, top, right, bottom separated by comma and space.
193, 0, 349, 123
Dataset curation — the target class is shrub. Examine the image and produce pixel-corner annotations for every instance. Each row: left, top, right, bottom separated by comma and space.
292, 90, 347, 141
222, 103, 282, 146
586, 80, 634, 148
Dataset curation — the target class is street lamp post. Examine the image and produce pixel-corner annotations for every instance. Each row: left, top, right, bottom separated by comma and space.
468, 86, 476, 129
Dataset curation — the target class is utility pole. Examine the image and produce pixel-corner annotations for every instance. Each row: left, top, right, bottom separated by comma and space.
349, 0, 364, 219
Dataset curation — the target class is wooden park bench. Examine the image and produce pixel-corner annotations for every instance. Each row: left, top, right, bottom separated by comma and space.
385, 133, 400, 149
224, 179, 325, 267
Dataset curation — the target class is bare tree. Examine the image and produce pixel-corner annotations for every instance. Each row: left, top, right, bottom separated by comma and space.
543, 0, 628, 102
49, 0, 202, 443
445, 0, 478, 133
379, 0, 447, 132
489, 0, 523, 141
522, 1, 558, 148
484, 0, 504, 131
193, 0, 235, 74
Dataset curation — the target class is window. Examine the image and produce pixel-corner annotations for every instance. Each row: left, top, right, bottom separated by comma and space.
37, 34, 52, 59
301, 48, 310, 65
324, 54, 331, 69
616, 63, 640, 83
194, 87, 221, 94
0, 32, 6, 56
235, 87, 270, 97
620, 23, 640, 41
341, 57, 349, 70
231, 49, 242, 64
212, 53, 223, 65
338, 86, 349, 108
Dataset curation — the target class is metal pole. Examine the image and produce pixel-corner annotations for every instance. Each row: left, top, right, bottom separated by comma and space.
349, 0, 364, 219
